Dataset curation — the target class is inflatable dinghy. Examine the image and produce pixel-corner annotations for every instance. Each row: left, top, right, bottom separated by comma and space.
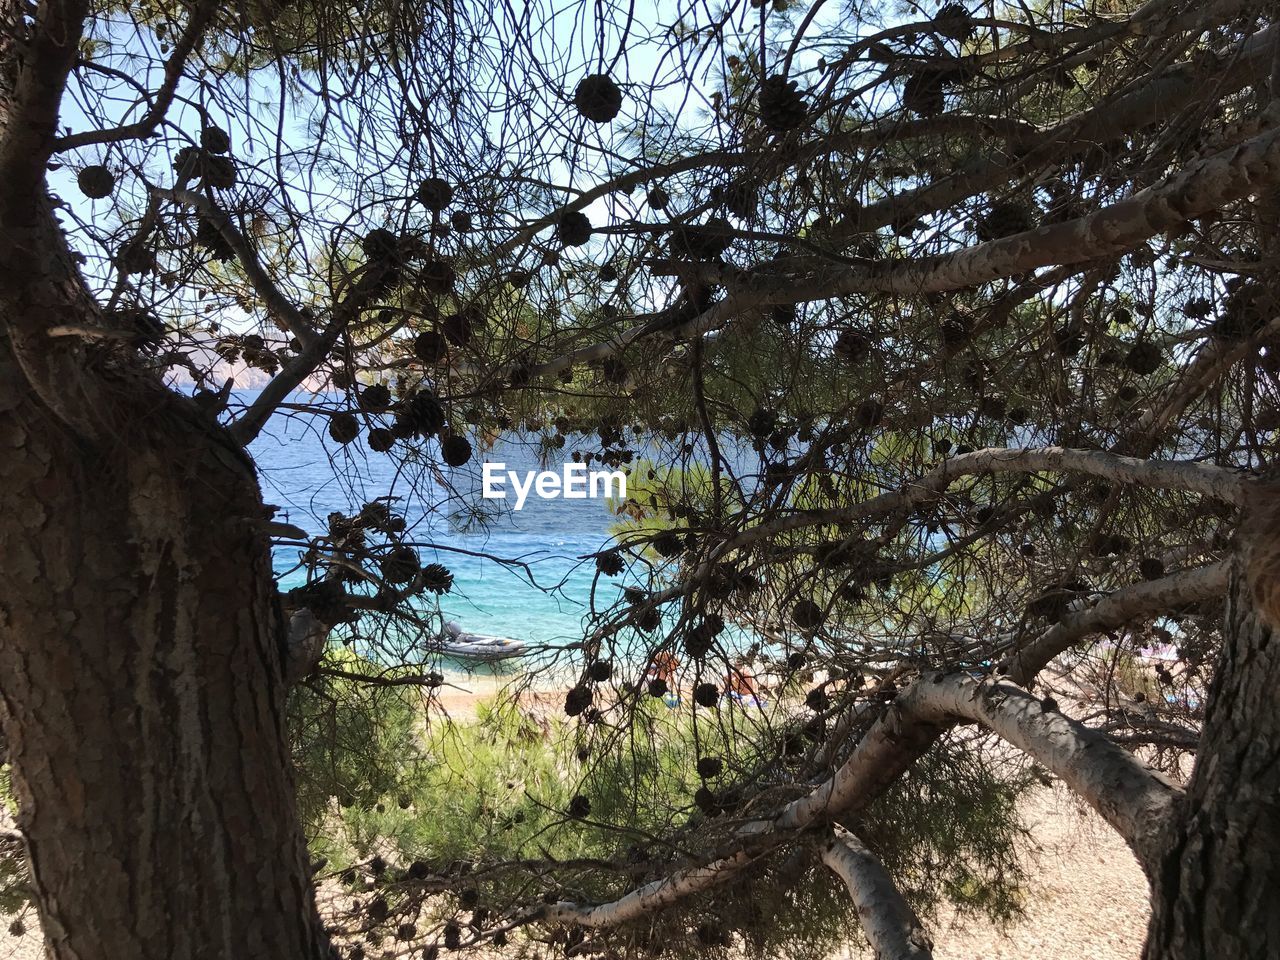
431, 620, 527, 662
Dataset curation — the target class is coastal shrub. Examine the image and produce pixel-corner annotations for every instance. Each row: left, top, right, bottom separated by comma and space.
310, 694, 1031, 959
288, 648, 432, 840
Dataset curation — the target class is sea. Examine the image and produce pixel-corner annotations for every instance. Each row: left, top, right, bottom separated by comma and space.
247, 390, 764, 669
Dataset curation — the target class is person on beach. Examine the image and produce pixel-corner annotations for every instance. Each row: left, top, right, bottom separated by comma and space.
727, 660, 764, 708
648, 651, 681, 707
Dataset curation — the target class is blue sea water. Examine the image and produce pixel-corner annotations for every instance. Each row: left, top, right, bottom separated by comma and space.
248, 393, 633, 652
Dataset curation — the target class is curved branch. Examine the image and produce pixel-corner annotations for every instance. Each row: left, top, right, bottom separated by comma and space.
912, 672, 1182, 873
719, 447, 1246, 560
585, 451, 1240, 656
496, 13, 1271, 270
541, 850, 758, 928
821, 826, 934, 960
1123, 315, 1280, 455
54, 0, 220, 151
832, 20, 1277, 244
805, 109, 1280, 297
541, 686, 950, 928
1007, 559, 1232, 685
541, 551, 1227, 928
509, 89, 1280, 381
158, 187, 319, 349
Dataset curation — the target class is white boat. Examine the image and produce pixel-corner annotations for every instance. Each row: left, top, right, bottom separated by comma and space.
431, 619, 527, 662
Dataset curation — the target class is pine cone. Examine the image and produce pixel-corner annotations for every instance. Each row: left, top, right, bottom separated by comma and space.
933, 3, 975, 40
564, 685, 592, 716
398, 390, 446, 437
669, 217, 733, 260
557, 211, 593, 246
77, 165, 114, 199
195, 216, 235, 261
201, 126, 231, 154
652, 530, 683, 557
380, 546, 419, 584
573, 74, 623, 123
201, 154, 237, 190
759, 75, 807, 131
1215, 280, 1275, 340
359, 384, 392, 412
976, 200, 1036, 241
442, 307, 477, 345
368, 428, 395, 452
419, 258, 455, 295
329, 413, 360, 444
595, 551, 625, 576
413, 330, 447, 363
362, 228, 400, 262
903, 70, 947, 117
1124, 341, 1162, 375
416, 176, 453, 211
421, 563, 454, 594
441, 434, 471, 466
172, 146, 203, 180
792, 599, 823, 630
696, 756, 723, 779
601, 356, 627, 384
834, 330, 870, 363
720, 180, 758, 219
746, 407, 777, 438
693, 683, 720, 708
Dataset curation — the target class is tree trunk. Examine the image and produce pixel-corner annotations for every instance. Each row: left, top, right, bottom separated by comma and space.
0, 0, 330, 944
0, 333, 330, 957
1143, 523, 1280, 958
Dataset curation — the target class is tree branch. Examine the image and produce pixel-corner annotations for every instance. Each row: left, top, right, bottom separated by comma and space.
159, 187, 319, 350
1007, 559, 1232, 685
911, 672, 1182, 873
723, 448, 1247, 557
540, 850, 760, 929
54, 0, 220, 151
228, 311, 346, 446
540, 549, 1230, 928
832, 18, 1276, 244
802, 107, 1280, 297
0, 0, 90, 214
505, 88, 1280, 381
821, 825, 934, 960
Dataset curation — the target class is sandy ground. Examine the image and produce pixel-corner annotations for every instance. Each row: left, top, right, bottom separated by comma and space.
0, 679, 1152, 960
923, 788, 1148, 959
0, 787, 1151, 960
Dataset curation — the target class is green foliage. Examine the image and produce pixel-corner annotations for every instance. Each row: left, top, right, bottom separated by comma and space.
0, 768, 29, 918
288, 649, 432, 841
309, 693, 1031, 959
865, 736, 1032, 925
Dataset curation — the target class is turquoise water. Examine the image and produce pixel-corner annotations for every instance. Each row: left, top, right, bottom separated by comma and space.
249, 392, 646, 651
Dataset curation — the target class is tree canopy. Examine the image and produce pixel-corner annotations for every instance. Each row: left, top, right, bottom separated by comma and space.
0, 0, 1278, 957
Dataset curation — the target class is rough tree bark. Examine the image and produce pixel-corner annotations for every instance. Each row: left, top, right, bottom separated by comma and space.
0, 281, 331, 960
0, 3, 331, 956
1143, 485, 1280, 960
0, 353, 334, 960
